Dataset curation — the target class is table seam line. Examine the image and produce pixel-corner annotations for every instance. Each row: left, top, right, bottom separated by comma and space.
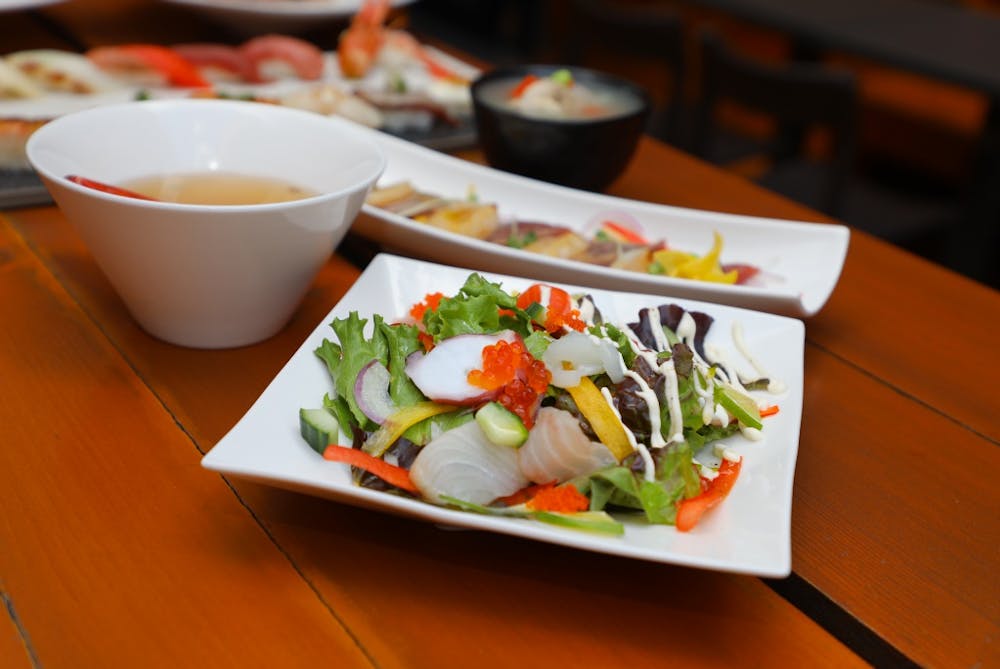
805, 339, 999, 446
2, 589, 42, 669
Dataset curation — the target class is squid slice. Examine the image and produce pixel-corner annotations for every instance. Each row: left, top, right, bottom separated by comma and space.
409, 420, 528, 505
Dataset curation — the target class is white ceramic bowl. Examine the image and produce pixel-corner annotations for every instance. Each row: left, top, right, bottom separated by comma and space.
27, 99, 385, 348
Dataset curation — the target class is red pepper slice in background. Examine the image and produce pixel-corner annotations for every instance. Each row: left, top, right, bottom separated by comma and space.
509, 74, 539, 99
601, 220, 648, 245
675, 458, 742, 532
720, 263, 761, 285
66, 175, 159, 201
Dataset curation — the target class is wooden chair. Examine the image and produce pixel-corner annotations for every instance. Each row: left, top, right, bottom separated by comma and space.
692, 29, 859, 218
692, 30, 959, 259
564, 0, 687, 146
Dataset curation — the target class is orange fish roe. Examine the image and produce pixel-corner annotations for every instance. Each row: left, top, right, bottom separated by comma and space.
498, 481, 555, 507
409, 292, 445, 322
468, 338, 551, 428
525, 484, 590, 513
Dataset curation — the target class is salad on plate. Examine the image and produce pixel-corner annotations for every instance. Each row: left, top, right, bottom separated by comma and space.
300, 272, 785, 535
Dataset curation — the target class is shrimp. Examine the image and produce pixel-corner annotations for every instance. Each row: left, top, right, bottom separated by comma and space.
337, 0, 465, 81
337, 0, 391, 78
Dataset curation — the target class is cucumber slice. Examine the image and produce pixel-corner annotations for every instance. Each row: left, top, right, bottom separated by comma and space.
299, 408, 341, 454
714, 385, 763, 430
475, 402, 529, 448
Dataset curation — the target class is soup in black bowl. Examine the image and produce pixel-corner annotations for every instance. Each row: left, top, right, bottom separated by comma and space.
471, 65, 650, 192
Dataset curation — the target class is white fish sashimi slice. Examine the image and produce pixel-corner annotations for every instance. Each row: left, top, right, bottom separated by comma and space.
518, 407, 616, 484
409, 421, 528, 505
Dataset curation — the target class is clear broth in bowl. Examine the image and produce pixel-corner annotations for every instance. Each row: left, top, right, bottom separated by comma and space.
123, 172, 316, 205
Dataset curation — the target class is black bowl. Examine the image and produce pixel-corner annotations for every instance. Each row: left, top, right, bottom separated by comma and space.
471, 65, 651, 192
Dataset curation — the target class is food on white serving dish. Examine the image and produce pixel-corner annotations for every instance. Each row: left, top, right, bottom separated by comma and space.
366, 180, 765, 285
0, 15, 473, 168
300, 272, 786, 534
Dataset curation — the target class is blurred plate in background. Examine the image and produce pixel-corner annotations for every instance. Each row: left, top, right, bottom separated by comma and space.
157, 0, 416, 36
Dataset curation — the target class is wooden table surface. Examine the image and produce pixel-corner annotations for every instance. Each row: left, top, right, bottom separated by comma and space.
2, 2, 997, 668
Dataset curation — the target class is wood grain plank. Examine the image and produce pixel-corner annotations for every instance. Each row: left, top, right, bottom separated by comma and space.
0, 215, 373, 669
795, 343, 999, 668
2, 214, 869, 667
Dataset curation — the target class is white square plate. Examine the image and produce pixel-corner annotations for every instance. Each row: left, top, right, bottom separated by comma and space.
353, 128, 849, 318
203, 254, 804, 576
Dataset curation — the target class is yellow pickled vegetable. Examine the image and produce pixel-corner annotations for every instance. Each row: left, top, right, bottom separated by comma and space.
650, 232, 738, 284
363, 402, 459, 457
565, 377, 634, 462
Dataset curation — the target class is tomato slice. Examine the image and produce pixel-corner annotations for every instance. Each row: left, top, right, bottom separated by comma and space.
516, 283, 585, 333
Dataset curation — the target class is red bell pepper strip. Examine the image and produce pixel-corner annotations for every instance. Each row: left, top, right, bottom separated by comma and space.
720, 263, 761, 285
760, 405, 780, 418
66, 175, 158, 201
601, 220, 648, 245
323, 444, 418, 494
675, 458, 742, 532
509, 74, 539, 99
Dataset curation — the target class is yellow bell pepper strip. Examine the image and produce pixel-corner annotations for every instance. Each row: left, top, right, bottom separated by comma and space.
675, 458, 742, 532
565, 376, 634, 462
323, 444, 418, 494
650, 232, 739, 284
362, 401, 458, 457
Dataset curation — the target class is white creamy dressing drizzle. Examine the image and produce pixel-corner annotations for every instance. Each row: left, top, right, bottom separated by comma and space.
693, 369, 730, 427
577, 296, 596, 325
623, 326, 684, 445
658, 359, 686, 444
622, 370, 666, 449
699, 464, 720, 481
705, 344, 751, 396
714, 443, 743, 463
732, 321, 787, 394
600, 386, 655, 481
537, 285, 552, 312
645, 308, 670, 352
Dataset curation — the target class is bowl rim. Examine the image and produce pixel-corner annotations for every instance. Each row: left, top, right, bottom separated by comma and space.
26, 98, 387, 213
470, 63, 652, 126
